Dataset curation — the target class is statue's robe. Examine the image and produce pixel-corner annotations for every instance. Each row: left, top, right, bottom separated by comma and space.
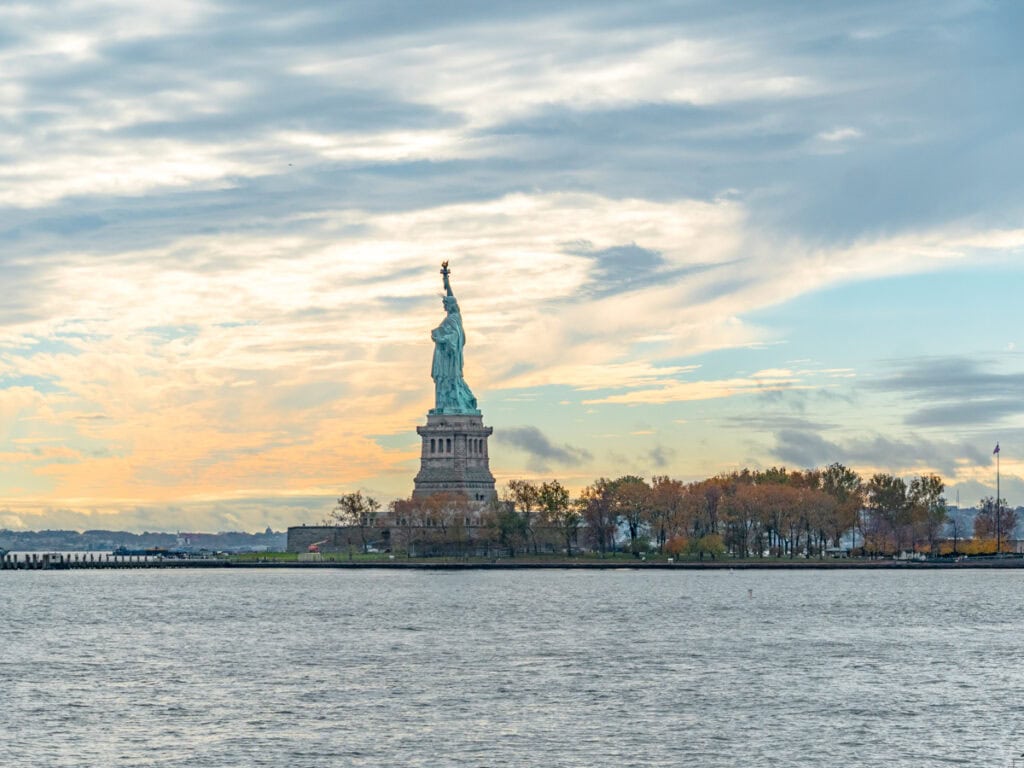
431, 310, 478, 412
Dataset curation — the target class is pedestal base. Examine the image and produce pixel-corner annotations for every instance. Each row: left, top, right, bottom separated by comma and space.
413, 413, 496, 502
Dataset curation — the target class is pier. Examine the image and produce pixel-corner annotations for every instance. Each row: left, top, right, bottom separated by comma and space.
0, 552, 228, 570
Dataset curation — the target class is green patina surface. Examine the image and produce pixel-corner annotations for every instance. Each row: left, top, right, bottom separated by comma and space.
430, 262, 480, 415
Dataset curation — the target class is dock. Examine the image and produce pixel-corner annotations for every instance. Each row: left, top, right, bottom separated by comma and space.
0, 552, 228, 570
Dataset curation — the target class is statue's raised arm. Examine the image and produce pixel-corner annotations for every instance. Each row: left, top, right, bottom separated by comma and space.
430, 261, 480, 415
440, 260, 453, 297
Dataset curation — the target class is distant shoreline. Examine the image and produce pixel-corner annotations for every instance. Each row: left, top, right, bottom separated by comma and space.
6, 556, 1024, 571
226, 559, 1024, 570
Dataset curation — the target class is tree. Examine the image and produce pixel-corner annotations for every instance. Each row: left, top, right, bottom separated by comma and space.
1005, 507, 1019, 550
974, 497, 1018, 553
611, 475, 652, 557
687, 478, 727, 539
690, 533, 725, 561
722, 482, 761, 558
798, 487, 838, 558
649, 476, 686, 553
821, 462, 864, 547
501, 504, 529, 557
481, 499, 528, 558
428, 492, 472, 556
389, 497, 420, 557
580, 478, 618, 556
388, 493, 469, 557
538, 479, 579, 556
757, 482, 800, 557
908, 474, 946, 555
867, 474, 910, 554
506, 479, 541, 554
327, 491, 381, 556
665, 535, 690, 559
946, 506, 970, 556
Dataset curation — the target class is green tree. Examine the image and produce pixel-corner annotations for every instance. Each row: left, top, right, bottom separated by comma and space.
494, 503, 528, 557
909, 474, 946, 554
690, 533, 725, 561
538, 479, 579, 556
506, 479, 542, 554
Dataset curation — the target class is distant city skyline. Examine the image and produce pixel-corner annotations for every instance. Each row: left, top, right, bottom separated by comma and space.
1, 1, 1022, 532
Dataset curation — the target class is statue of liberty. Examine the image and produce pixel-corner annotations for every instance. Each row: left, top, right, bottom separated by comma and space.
430, 261, 480, 415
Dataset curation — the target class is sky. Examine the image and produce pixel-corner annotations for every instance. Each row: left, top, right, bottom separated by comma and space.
1, 0, 1022, 532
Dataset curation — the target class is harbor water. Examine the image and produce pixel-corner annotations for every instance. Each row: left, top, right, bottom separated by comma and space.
1, 568, 1021, 766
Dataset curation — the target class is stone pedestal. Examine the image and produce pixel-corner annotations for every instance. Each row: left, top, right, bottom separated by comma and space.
413, 413, 495, 501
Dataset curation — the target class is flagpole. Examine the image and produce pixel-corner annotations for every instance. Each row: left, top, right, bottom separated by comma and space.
996, 444, 1001, 555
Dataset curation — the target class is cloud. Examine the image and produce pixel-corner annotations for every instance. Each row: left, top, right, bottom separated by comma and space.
723, 415, 838, 432
498, 426, 592, 472
817, 127, 863, 143
869, 356, 1024, 398
292, 17, 818, 131
772, 429, 989, 477
0, 189, 1018, 527
648, 444, 676, 469
867, 357, 1024, 428
584, 369, 808, 405
1, 0, 1023, 529
906, 400, 1024, 428
572, 243, 667, 296
567, 241, 738, 299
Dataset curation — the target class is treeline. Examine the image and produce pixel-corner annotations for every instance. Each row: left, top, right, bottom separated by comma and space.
328, 465, 1018, 559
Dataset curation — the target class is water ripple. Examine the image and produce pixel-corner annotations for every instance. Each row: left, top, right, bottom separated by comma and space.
2, 569, 1023, 766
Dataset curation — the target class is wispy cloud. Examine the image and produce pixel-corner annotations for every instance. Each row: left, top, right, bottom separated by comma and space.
817, 127, 863, 143
498, 426, 593, 473
584, 369, 809, 406
772, 429, 989, 477
867, 356, 1024, 428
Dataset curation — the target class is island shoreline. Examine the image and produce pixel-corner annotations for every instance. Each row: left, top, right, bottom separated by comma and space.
6, 557, 1024, 571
